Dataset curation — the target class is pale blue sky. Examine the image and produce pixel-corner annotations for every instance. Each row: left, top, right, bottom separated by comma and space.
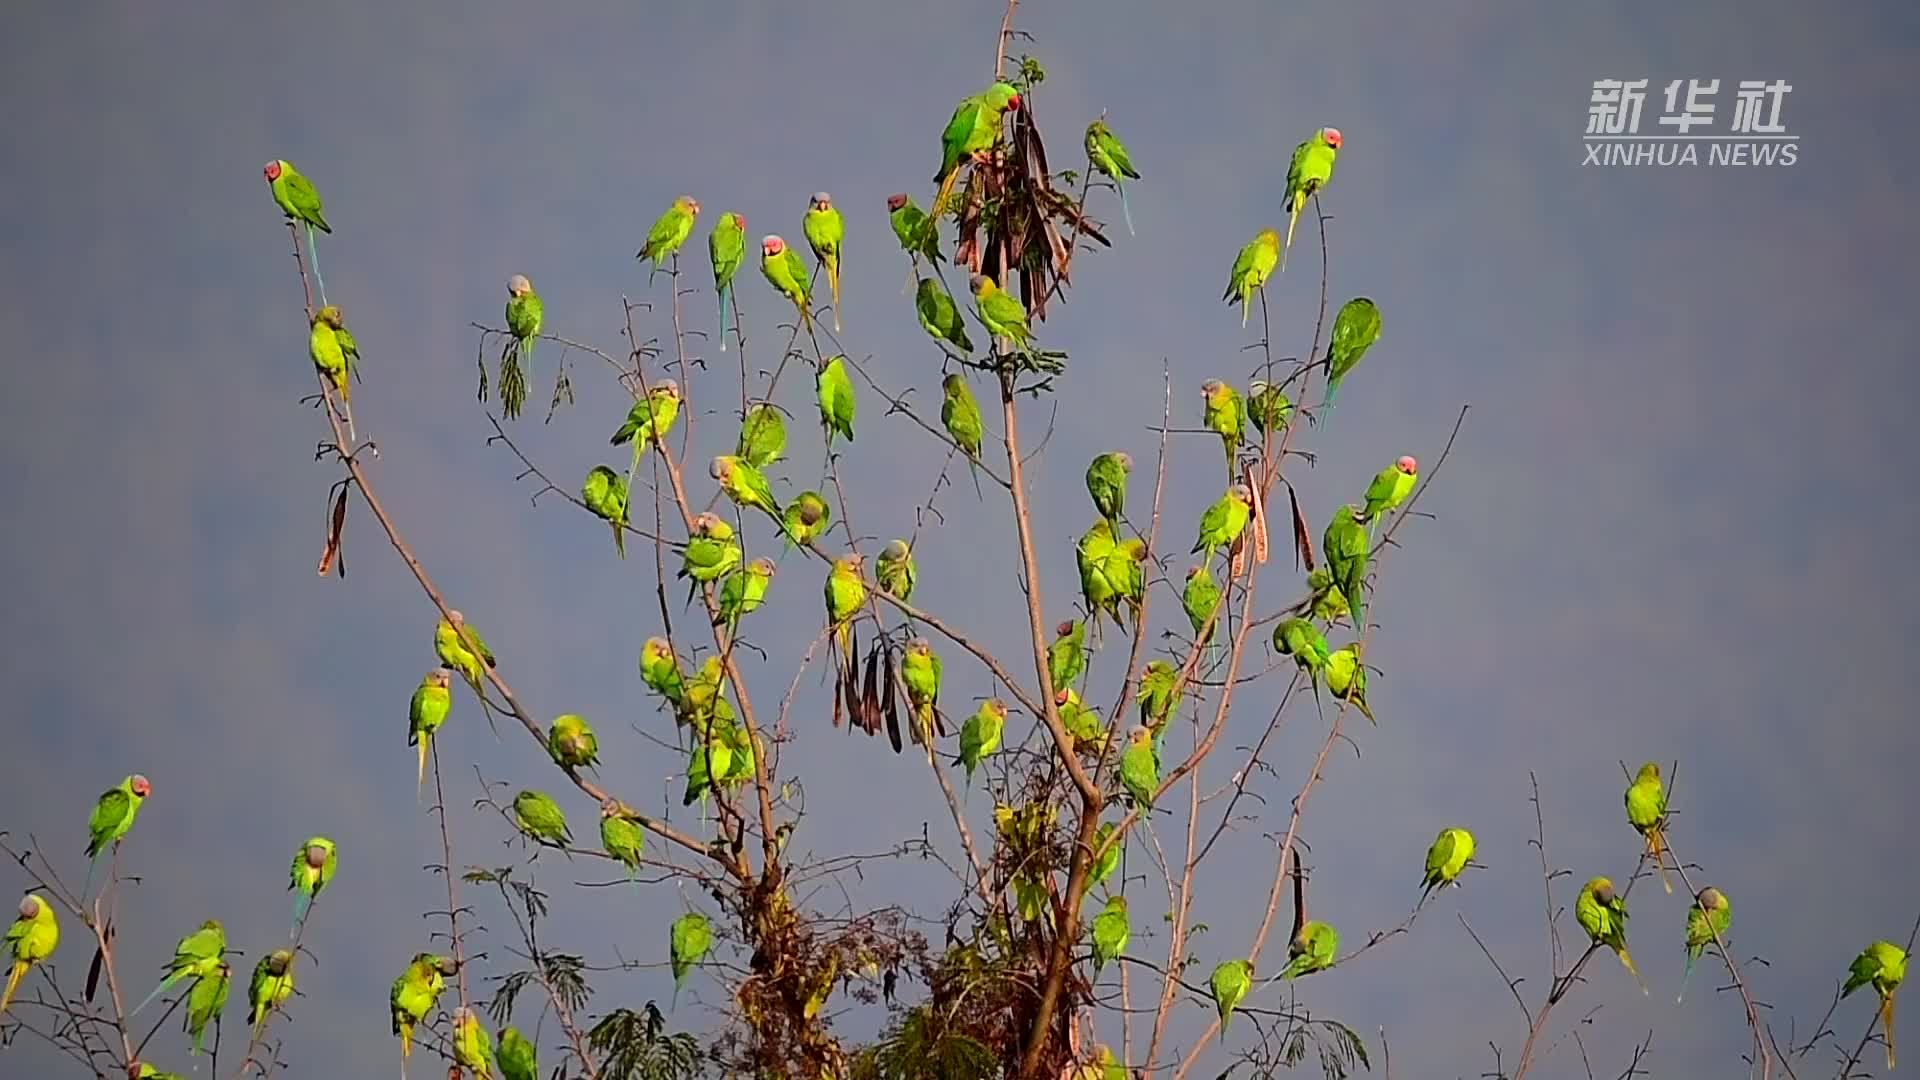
3, 2, 1916, 1077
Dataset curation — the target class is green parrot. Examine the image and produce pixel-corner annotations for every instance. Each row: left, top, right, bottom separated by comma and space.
1210, 958, 1252, 1032
452, 1006, 496, 1079
942, 373, 986, 479
500, 274, 544, 420
610, 381, 684, 454
246, 950, 296, 1041
956, 699, 1008, 788
263, 159, 332, 301
1085, 117, 1140, 236
1057, 687, 1108, 751
678, 512, 743, 605
782, 490, 832, 552
970, 273, 1033, 353
640, 637, 687, 707
1272, 617, 1331, 682
1192, 484, 1253, 564
600, 801, 649, 890
669, 912, 714, 1008
130, 1063, 186, 1080
1678, 885, 1731, 1004
512, 790, 572, 849
1049, 619, 1089, 690
390, 952, 451, 1068
184, 959, 230, 1057
2, 894, 59, 1015
1625, 761, 1674, 894
825, 553, 867, 661
682, 734, 733, 809
1361, 455, 1418, 538
1419, 827, 1476, 906
715, 558, 776, 632
1305, 566, 1352, 626
932, 82, 1023, 217
131, 918, 225, 1018
900, 638, 945, 743
1321, 297, 1382, 413
887, 192, 942, 266
876, 539, 917, 602
499, 1026, 538, 1080
759, 234, 813, 331
817, 355, 857, 448
1324, 644, 1374, 723
1247, 379, 1293, 437
1200, 380, 1244, 482
547, 714, 600, 772
636, 195, 701, 283
709, 210, 746, 351
1085, 452, 1132, 529
1119, 725, 1159, 810
1109, 535, 1148, 629
581, 464, 631, 559
1091, 821, 1123, 888
1223, 229, 1280, 328
1322, 505, 1370, 632
1091, 895, 1130, 975
1281, 126, 1342, 271
83, 773, 151, 898
1575, 876, 1646, 993
1077, 520, 1120, 633
289, 835, 338, 931
737, 402, 787, 469
435, 610, 498, 697
408, 669, 453, 797
1183, 564, 1222, 646
308, 306, 352, 404
916, 277, 974, 355
1283, 921, 1340, 979
803, 192, 845, 333
1843, 940, 1906, 1069
1137, 660, 1183, 730
710, 454, 783, 523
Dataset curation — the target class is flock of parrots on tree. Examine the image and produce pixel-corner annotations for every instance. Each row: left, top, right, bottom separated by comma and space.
5, 80, 1907, 1080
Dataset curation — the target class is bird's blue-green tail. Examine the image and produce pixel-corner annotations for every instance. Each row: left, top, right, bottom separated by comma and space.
1117, 184, 1135, 237
717, 284, 733, 352
292, 890, 312, 935
305, 222, 329, 307
82, 849, 107, 902
1320, 377, 1341, 415
1676, 954, 1696, 1004
130, 970, 186, 1018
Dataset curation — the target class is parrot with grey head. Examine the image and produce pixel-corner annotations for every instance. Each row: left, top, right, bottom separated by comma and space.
803, 192, 845, 333
709, 211, 746, 351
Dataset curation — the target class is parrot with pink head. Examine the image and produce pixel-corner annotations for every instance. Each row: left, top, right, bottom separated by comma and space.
1281, 126, 1342, 271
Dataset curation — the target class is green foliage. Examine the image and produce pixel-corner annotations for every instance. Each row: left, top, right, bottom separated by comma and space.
591, 1004, 709, 1080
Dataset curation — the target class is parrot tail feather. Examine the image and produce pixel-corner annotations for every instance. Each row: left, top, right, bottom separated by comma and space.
932, 170, 963, 220
717, 284, 733, 352
292, 890, 312, 934
1617, 947, 1648, 994
1321, 378, 1341, 413
417, 738, 430, 800
1649, 829, 1674, 893
1241, 291, 1250, 329
828, 263, 842, 334
1884, 994, 1897, 1069
3, 960, 26, 1014
1281, 206, 1300, 273
1118, 184, 1135, 237
130, 971, 183, 1018
1677, 955, 1696, 1004
305, 222, 329, 307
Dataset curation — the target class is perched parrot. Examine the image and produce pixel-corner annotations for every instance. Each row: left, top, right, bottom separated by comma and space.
308, 306, 353, 404
452, 1007, 496, 1079
2, 894, 59, 1014
636, 195, 701, 283
715, 558, 776, 632
1108, 534, 1148, 629
1843, 940, 1906, 1070
1077, 520, 1120, 632
1191, 484, 1252, 563
1321, 297, 1382, 413
246, 950, 296, 1040
1210, 958, 1252, 1031
1283, 921, 1340, 979
669, 912, 714, 1008
1419, 828, 1477, 906
130, 1062, 185, 1080
816, 355, 858, 450
1576, 877, 1645, 993
600, 801, 648, 887
1306, 566, 1352, 626
759, 234, 813, 331
1678, 886, 1731, 1004
513, 791, 572, 849
901, 638, 944, 743
877, 540, 917, 602
501, 274, 544, 420
803, 192, 845, 333
737, 402, 786, 468
956, 699, 1008, 788
1084, 118, 1140, 236
887, 193, 942, 266
1625, 761, 1674, 894
184, 959, 230, 1057
1324, 644, 1374, 723
1085, 452, 1132, 529
1247, 379, 1293, 437
1281, 127, 1342, 271
1057, 688, 1107, 750
1222, 230, 1280, 328
1183, 564, 1221, 652
83, 773, 151, 898
263, 159, 332, 300
782, 491, 832, 551
941, 373, 986, 478
970, 273, 1033, 353
1091, 895, 1130, 975
640, 637, 687, 707
547, 714, 600, 772
1322, 505, 1370, 632
1049, 619, 1089, 690
679, 512, 743, 604
709, 211, 746, 351
436, 611, 498, 698
581, 464, 631, 559
710, 454, 783, 523
1119, 725, 1159, 810
1137, 660, 1183, 730
499, 1026, 539, 1080
932, 82, 1023, 217
408, 670, 453, 797
1091, 821, 1123, 888
289, 836, 338, 930
610, 381, 683, 453
389, 952, 451, 1068
825, 554, 867, 661
1273, 617, 1331, 682
1361, 456, 1418, 539
131, 919, 226, 1018
916, 277, 974, 355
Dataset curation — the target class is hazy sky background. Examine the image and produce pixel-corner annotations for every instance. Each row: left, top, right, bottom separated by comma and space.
4, 2, 1916, 1077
